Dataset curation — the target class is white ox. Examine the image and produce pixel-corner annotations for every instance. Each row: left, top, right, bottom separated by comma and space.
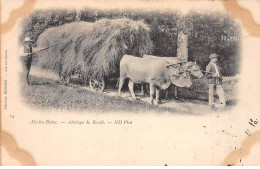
143, 55, 204, 98
118, 55, 193, 105
143, 55, 204, 79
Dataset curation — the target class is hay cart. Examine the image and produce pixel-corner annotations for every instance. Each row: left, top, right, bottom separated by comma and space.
89, 75, 106, 92
37, 18, 153, 91
89, 75, 120, 92
62, 70, 119, 92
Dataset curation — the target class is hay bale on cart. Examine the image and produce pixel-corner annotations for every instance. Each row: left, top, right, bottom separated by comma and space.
36, 18, 153, 91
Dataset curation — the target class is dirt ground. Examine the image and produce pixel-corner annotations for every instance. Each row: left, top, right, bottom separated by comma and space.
15, 66, 259, 166
23, 66, 237, 115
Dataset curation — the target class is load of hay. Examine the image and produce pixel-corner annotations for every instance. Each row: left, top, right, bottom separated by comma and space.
36, 18, 153, 79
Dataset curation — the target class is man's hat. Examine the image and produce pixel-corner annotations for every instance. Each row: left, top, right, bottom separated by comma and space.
209, 53, 219, 59
24, 37, 33, 42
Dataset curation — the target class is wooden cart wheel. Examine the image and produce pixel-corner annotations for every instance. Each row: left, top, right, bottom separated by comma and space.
89, 76, 105, 92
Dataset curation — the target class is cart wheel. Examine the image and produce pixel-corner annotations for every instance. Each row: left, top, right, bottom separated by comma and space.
89, 76, 105, 92
61, 76, 70, 84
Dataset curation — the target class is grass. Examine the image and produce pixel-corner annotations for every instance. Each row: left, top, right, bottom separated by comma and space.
21, 75, 177, 113
21, 73, 239, 112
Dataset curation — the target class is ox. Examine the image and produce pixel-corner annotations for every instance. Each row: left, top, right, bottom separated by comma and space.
143, 55, 204, 79
143, 55, 204, 98
118, 55, 193, 105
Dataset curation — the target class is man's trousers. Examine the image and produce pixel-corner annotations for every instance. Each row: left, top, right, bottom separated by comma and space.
208, 84, 226, 107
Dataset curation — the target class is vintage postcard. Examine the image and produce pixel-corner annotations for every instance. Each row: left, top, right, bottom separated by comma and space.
1, 0, 260, 166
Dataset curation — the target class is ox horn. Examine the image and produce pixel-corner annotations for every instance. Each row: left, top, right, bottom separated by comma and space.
166, 63, 175, 67
178, 61, 187, 64
166, 61, 187, 68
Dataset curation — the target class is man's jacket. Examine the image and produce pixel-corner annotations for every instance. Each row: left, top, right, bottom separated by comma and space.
206, 62, 223, 84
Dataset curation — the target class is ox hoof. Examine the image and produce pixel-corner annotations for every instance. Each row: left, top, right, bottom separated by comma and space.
156, 101, 162, 105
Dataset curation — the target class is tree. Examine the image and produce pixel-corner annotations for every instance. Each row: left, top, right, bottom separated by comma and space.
20, 8, 241, 76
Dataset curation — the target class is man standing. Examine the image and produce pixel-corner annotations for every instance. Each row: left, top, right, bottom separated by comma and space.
206, 53, 226, 108
20, 37, 34, 86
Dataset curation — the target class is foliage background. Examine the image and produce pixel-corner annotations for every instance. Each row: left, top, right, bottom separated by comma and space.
19, 8, 241, 76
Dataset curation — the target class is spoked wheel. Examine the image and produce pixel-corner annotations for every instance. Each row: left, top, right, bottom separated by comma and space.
89, 76, 105, 92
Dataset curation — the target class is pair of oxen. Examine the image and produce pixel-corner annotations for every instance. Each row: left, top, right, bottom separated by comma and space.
118, 55, 204, 105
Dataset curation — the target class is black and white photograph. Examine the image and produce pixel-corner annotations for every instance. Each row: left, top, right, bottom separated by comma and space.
19, 7, 240, 113
1, 0, 260, 166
